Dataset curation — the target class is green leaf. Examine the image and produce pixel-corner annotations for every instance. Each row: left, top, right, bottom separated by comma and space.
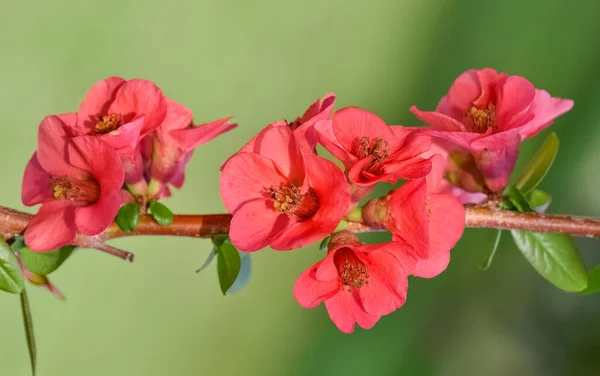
216, 238, 241, 295
480, 230, 503, 271
10, 235, 26, 253
319, 236, 331, 251
528, 189, 552, 212
228, 251, 251, 294
20, 246, 76, 275
195, 248, 216, 273
504, 186, 532, 213
0, 238, 25, 294
515, 132, 559, 195
580, 265, 600, 295
511, 231, 587, 292
20, 288, 36, 376
115, 203, 140, 233
149, 200, 173, 226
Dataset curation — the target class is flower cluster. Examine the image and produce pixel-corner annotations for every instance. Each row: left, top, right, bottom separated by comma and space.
220, 68, 572, 333
22, 77, 236, 252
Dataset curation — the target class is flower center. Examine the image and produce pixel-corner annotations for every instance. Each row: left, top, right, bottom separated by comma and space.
49, 176, 101, 203
334, 248, 369, 290
467, 103, 496, 133
352, 137, 389, 174
269, 184, 320, 221
95, 113, 122, 135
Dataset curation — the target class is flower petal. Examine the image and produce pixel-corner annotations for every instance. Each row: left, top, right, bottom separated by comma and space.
98, 116, 144, 156
496, 75, 535, 127
109, 79, 167, 136
37, 116, 82, 177
324, 290, 380, 334
67, 136, 125, 191
314, 119, 356, 167
519, 90, 574, 139
24, 201, 76, 252
413, 193, 465, 278
170, 117, 237, 153
410, 106, 467, 132
254, 125, 305, 183
22, 153, 52, 206
229, 199, 289, 252
220, 152, 288, 214
77, 76, 126, 131
388, 179, 429, 259
332, 107, 394, 153
446, 69, 482, 111
293, 260, 339, 308
74, 187, 122, 235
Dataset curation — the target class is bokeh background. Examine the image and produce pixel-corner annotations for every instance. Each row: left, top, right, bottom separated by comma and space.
1, 0, 600, 375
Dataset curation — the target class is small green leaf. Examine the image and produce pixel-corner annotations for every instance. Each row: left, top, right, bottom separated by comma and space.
20, 246, 76, 275
528, 189, 552, 212
498, 199, 516, 211
319, 236, 331, 251
149, 200, 173, 226
511, 231, 587, 292
504, 186, 532, 213
10, 235, 26, 253
515, 132, 559, 195
480, 230, 503, 271
115, 203, 140, 233
228, 251, 251, 294
195, 248, 216, 273
216, 239, 241, 295
581, 265, 600, 295
0, 238, 25, 294
20, 288, 36, 376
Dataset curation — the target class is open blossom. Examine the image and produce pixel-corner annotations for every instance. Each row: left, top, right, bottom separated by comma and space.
22, 116, 124, 251
147, 99, 237, 197
411, 68, 573, 192
314, 107, 432, 197
293, 231, 416, 333
236, 93, 335, 156
220, 125, 350, 252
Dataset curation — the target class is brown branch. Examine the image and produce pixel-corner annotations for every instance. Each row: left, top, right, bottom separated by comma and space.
2, 204, 600, 261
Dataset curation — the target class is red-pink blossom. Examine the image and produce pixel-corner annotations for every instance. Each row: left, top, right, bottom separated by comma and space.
383, 179, 465, 278
237, 93, 335, 156
22, 116, 124, 251
147, 99, 236, 196
411, 68, 573, 192
220, 125, 350, 252
293, 231, 416, 333
314, 107, 432, 189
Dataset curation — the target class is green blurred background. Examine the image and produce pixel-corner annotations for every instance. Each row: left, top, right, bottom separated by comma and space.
1, 0, 600, 375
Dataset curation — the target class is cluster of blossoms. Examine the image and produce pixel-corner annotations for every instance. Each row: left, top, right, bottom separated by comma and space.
220, 68, 573, 333
22, 77, 236, 252
18, 69, 573, 332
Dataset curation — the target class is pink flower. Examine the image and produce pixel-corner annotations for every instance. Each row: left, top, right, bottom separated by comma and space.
22, 116, 124, 251
237, 93, 335, 156
411, 68, 573, 192
383, 179, 465, 278
148, 99, 236, 196
313, 107, 432, 192
220, 125, 350, 252
293, 231, 416, 333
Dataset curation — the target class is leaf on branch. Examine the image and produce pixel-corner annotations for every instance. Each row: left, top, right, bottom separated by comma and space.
511, 230, 588, 292
115, 203, 140, 233
503, 187, 533, 213
480, 229, 503, 271
0, 238, 25, 294
515, 132, 559, 195
20, 246, 76, 276
319, 236, 331, 251
10, 235, 26, 253
215, 237, 241, 295
149, 200, 174, 226
580, 265, 600, 295
20, 288, 37, 376
528, 189, 552, 213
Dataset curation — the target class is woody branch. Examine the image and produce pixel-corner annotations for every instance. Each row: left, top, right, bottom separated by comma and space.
2, 205, 600, 256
